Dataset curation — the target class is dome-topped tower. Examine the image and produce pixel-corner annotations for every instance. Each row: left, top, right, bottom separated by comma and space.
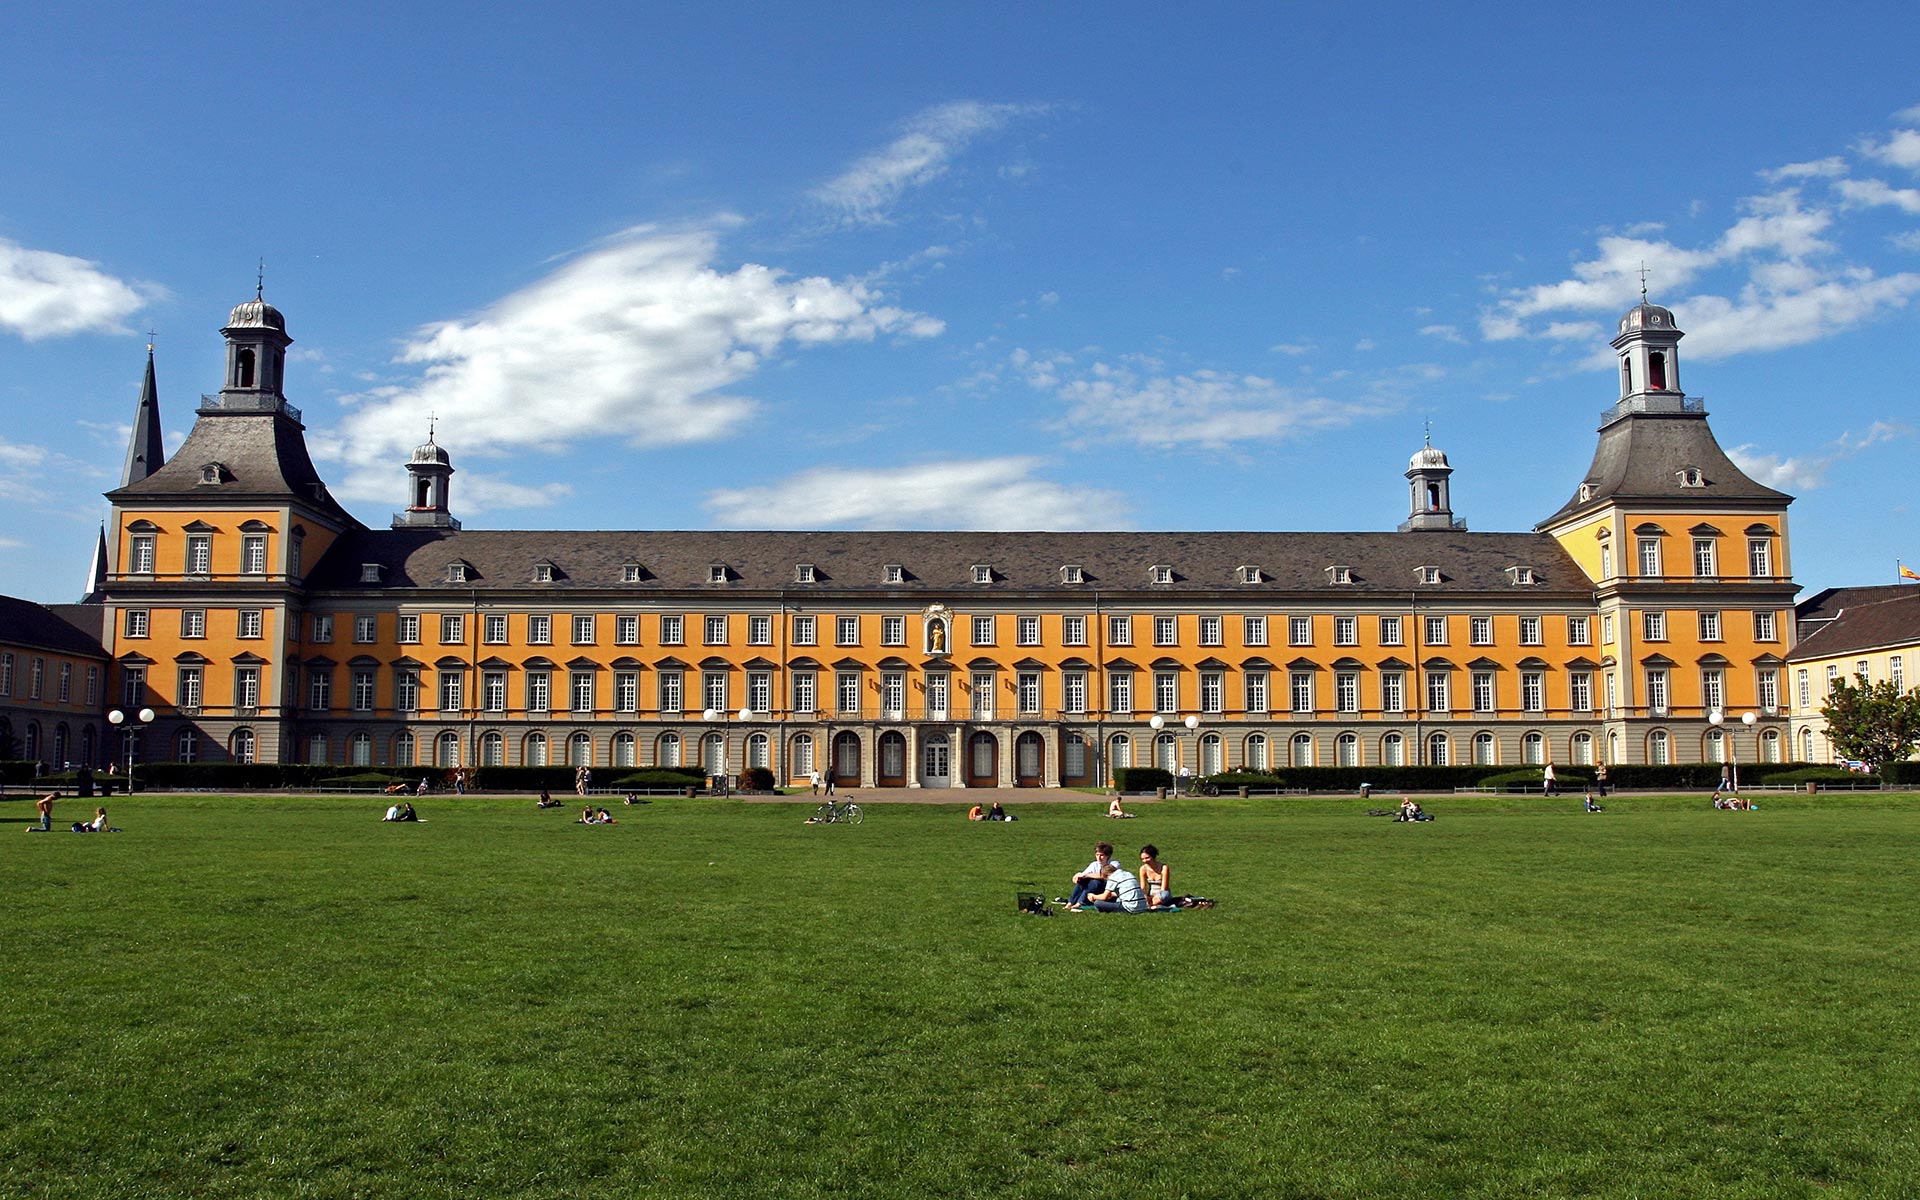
393, 427, 460, 529
219, 281, 293, 408
1609, 292, 1687, 421
1399, 432, 1462, 532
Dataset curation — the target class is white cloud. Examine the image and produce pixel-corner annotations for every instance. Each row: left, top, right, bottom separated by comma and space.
1675, 270, 1920, 360
316, 225, 943, 506
1353, 338, 1376, 352
1270, 341, 1316, 356
1728, 421, 1912, 491
0, 238, 154, 340
1895, 104, 1920, 124
0, 436, 99, 502
1862, 127, 1920, 171
1761, 157, 1847, 182
1893, 231, 1920, 252
703, 457, 1123, 529
1419, 324, 1466, 344
1836, 178, 1920, 214
1017, 351, 1375, 451
810, 101, 1046, 225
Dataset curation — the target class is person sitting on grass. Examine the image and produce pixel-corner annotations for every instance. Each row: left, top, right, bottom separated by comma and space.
1396, 798, 1432, 822
968, 804, 984, 821
623, 792, 642, 806
1107, 795, 1136, 819
1584, 793, 1605, 813
595, 807, 617, 824
1075, 864, 1148, 913
384, 803, 402, 821
987, 801, 1015, 822
578, 806, 596, 824
398, 802, 419, 822
536, 790, 562, 809
1060, 842, 1116, 907
89, 806, 118, 832
1139, 845, 1176, 909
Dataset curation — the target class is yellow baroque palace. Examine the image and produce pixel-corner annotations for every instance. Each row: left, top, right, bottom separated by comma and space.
89, 293, 1800, 786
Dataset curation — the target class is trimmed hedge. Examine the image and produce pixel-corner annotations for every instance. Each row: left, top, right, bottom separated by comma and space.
1113, 767, 1172, 792
739, 767, 776, 792
608, 768, 709, 790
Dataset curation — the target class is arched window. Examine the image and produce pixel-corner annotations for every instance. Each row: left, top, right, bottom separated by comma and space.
393, 730, 415, 766
1571, 731, 1593, 765
747, 732, 770, 769
569, 732, 592, 767
1062, 732, 1088, 781
1245, 733, 1269, 771
1648, 351, 1667, 390
53, 724, 69, 766
1426, 732, 1449, 766
1382, 732, 1404, 766
236, 347, 256, 388
791, 733, 814, 776
436, 731, 460, 766
1337, 732, 1359, 767
80, 726, 95, 766
1761, 729, 1781, 763
1799, 728, 1814, 762
1522, 731, 1543, 764
352, 732, 374, 766
1199, 732, 1222, 775
1154, 733, 1178, 771
1291, 732, 1314, 767
1648, 729, 1670, 765
231, 728, 256, 764
526, 732, 549, 766
1706, 728, 1726, 763
613, 732, 636, 768
1473, 731, 1496, 764
480, 731, 503, 765
703, 732, 726, 773
1109, 734, 1132, 770
25, 721, 40, 761
658, 732, 681, 767
308, 732, 329, 764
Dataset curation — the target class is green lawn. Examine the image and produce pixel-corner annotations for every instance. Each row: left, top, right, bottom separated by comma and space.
5, 792, 1918, 1199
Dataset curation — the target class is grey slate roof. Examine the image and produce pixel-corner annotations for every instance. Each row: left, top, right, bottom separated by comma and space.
0, 596, 109, 657
119, 349, 165, 488
107, 404, 361, 529
304, 527, 1592, 598
1790, 587, 1920, 660
1539, 411, 1791, 528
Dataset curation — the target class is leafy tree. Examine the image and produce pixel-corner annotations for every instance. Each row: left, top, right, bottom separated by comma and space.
1819, 675, 1920, 774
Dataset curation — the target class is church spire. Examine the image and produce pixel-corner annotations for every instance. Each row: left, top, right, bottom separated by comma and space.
120, 342, 166, 487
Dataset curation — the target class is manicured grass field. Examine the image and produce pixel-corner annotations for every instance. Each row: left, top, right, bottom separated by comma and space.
6, 791, 1919, 1199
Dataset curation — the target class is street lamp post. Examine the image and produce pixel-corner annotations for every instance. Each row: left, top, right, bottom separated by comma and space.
106, 706, 156, 794
1184, 714, 1202, 777
1708, 710, 1758, 792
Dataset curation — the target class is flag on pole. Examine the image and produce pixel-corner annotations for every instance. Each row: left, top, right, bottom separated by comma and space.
1902, 563, 1920, 581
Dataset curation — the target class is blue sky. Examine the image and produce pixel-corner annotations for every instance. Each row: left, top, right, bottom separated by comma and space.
3, 2, 1917, 604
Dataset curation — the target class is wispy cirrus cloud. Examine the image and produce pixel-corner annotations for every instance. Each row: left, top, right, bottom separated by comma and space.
704, 457, 1123, 529
810, 101, 1047, 226
0, 238, 157, 340
1729, 420, 1911, 491
316, 223, 944, 509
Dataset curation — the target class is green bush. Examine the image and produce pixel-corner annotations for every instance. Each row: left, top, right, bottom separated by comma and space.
609, 768, 708, 790
0, 760, 38, 785
1114, 767, 1172, 792
1757, 766, 1882, 786
1207, 771, 1285, 789
739, 767, 776, 792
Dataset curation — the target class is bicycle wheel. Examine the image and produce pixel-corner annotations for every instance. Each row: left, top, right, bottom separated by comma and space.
1200, 782, 1220, 797
841, 803, 864, 825
813, 803, 834, 822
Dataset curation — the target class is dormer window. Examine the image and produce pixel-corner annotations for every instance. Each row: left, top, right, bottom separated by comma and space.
884, 564, 905, 584
708, 565, 729, 584
1676, 467, 1705, 488
1326, 566, 1350, 585
1579, 482, 1595, 502
360, 563, 384, 583
795, 564, 817, 584
972, 564, 993, 584
1417, 566, 1441, 585
1241, 565, 1266, 584
533, 564, 553, 583
198, 463, 224, 485
447, 562, 468, 583
1061, 564, 1084, 585
621, 562, 642, 583
1150, 565, 1173, 585
1506, 566, 1538, 586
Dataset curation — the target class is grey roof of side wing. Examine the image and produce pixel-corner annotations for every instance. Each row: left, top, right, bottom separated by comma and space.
0, 596, 109, 657
1787, 589, 1920, 661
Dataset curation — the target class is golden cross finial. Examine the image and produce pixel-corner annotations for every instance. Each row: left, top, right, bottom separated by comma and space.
1639, 262, 1650, 303
146, 328, 156, 353
256, 257, 265, 300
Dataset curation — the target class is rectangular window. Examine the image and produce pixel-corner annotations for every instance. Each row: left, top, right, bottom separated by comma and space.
311, 615, 333, 643
792, 615, 815, 645
84, 666, 97, 705
1197, 615, 1222, 646
397, 614, 420, 644
1749, 539, 1773, 577
1638, 538, 1662, 577
1521, 671, 1544, 713
974, 672, 997, 719
177, 667, 203, 711
1701, 668, 1725, 714
926, 674, 949, 716
1334, 616, 1357, 646
1569, 671, 1592, 713
1, 652, 13, 698
1063, 615, 1087, 645
572, 615, 595, 645
1642, 611, 1666, 641
1425, 673, 1450, 715
705, 615, 728, 645
1797, 669, 1810, 710
1245, 672, 1268, 715
239, 610, 263, 639
1693, 538, 1717, 577
1153, 672, 1177, 713
439, 672, 463, 715
187, 534, 212, 575
837, 672, 861, 716
1470, 616, 1493, 645
440, 614, 464, 644
482, 671, 506, 713
1567, 616, 1591, 646
1017, 672, 1040, 714
839, 616, 862, 646
353, 670, 376, 712
615, 671, 638, 714
1018, 615, 1041, 646
1199, 671, 1223, 714
747, 670, 772, 714
881, 615, 905, 646
309, 671, 331, 712
1892, 656, 1905, 692
1472, 671, 1495, 713
1382, 672, 1404, 714
1379, 615, 1403, 646
523, 614, 550, 645
882, 671, 906, 715
1645, 668, 1669, 715
354, 615, 377, 644
1519, 616, 1542, 646
615, 614, 640, 645
1423, 615, 1447, 646
703, 671, 728, 713
116, 664, 140, 707
1154, 615, 1178, 646
1064, 672, 1088, 714
482, 614, 506, 644
1243, 615, 1268, 646
1290, 672, 1314, 714
791, 672, 816, 714
660, 615, 684, 645
395, 673, 418, 713
970, 616, 993, 646
233, 667, 257, 710
1602, 613, 1614, 645
1758, 668, 1779, 712
57, 663, 70, 703
528, 672, 551, 714
129, 534, 155, 574
571, 672, 594, 714
1335, 671, 1359, 713
1108, 615, 1132, 646
124, 609, 149, 638
1698, 611, 1722, 641
1108, 672, 1132, 717
1288, 616, 1312, 646
738, 614, 769, 646
1753, 611, 1777, 642
658, 672, 682, 715
242, 534, 267, 574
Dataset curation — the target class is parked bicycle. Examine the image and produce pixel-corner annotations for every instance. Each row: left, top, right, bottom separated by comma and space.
807, 797, 864, 825
1179, 774, 1220, 797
